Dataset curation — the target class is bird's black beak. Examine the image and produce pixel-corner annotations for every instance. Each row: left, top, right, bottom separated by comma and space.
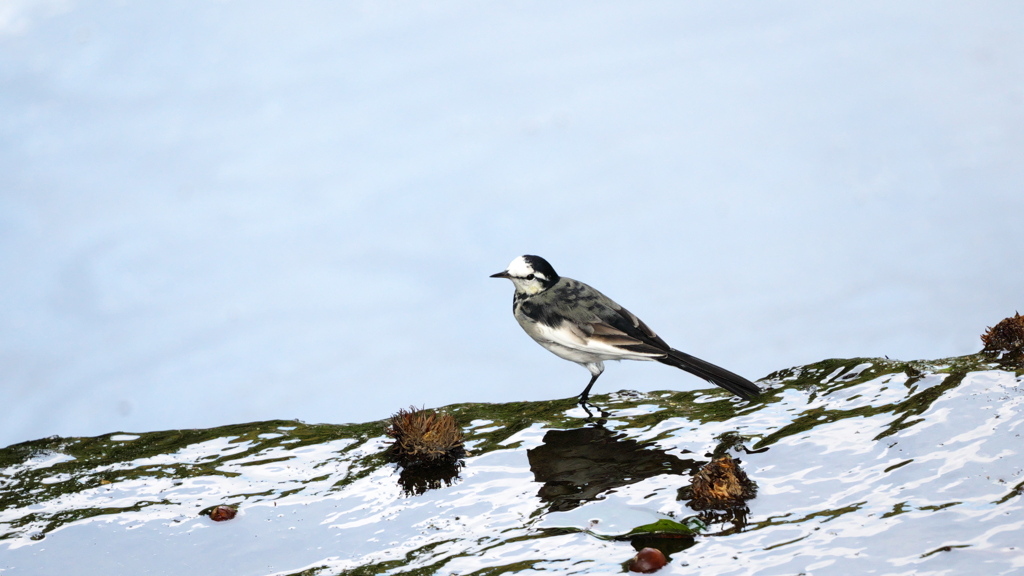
490, 270, 511, 279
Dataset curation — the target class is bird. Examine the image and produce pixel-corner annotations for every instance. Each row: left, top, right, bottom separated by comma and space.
490, 255, 761, 405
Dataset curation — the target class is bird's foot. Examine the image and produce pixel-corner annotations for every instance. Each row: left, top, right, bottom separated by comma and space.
577, 396, 611, 419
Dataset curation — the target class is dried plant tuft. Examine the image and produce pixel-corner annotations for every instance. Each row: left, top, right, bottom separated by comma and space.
385, 406, 465, 466
688, 455, 756, 510
981, 312, 1024, 364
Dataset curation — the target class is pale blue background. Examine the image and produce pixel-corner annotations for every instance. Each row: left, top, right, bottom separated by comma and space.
2, 1, 1022, 447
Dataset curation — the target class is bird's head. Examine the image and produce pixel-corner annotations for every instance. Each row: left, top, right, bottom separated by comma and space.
490, 255, 560, 295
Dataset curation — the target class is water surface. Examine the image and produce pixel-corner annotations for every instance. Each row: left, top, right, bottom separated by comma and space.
1, 355, 1021, 574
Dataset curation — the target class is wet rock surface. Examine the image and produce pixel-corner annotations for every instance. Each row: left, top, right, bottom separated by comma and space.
0, 354, 1021, 575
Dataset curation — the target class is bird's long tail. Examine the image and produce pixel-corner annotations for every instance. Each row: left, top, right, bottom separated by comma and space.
658, 349, 761, 400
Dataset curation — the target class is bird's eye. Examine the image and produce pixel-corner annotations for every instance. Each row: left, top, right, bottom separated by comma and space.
526, 274, 535, 281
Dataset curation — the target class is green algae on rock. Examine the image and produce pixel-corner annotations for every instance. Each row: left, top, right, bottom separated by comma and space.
0, 352, 1021, 575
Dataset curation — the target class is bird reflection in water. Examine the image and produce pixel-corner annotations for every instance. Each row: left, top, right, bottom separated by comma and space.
527, 425, 701, 512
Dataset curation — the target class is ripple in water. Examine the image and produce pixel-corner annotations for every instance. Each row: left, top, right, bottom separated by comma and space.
0, 354, 1021, 575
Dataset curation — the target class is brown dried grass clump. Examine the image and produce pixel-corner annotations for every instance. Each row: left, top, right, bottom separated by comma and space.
981, 313, 1024, 363
385, 407, 465, 465
688, 455, 756, 510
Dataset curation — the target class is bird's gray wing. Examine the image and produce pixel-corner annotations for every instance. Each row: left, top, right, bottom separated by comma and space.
553, 279, 672, 356
580, 304, 672, 356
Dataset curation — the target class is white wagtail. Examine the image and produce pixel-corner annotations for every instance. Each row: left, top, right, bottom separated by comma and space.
491, 255, 761, 405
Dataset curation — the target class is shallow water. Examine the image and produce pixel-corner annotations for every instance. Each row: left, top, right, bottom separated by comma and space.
1, 355, 1021, 575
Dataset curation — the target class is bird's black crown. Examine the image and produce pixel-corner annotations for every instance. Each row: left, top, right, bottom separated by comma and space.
522, 255, 560, 284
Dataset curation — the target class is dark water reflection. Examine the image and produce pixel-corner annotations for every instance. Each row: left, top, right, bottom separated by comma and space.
527, 425, 700, 512
1, 355, 1020, 575
395, 459, 464, 496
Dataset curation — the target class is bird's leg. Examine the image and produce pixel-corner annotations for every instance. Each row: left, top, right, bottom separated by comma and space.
577, 362, 605, 406
578, 372, 601, 406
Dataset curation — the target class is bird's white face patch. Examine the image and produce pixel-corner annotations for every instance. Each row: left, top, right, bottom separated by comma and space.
503, 256, 548, 294
505, 256, 534, 278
